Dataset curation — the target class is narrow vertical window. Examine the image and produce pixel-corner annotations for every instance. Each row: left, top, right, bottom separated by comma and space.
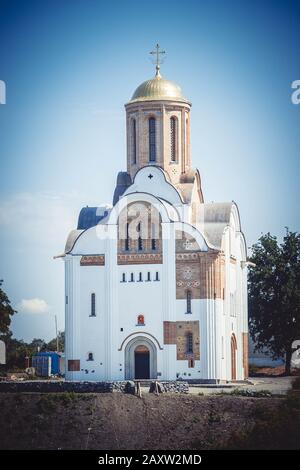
125, 223, 129, 251
149, 117, 156, 162
186, 332, 193, 354
186, 290, 192, 314
155, 271, 159, 281
91, 293, 96, 317
130, 273, 134, 282
170, 117, 177, 162
138, 223, 143, 251
121, 273, 126, 282
138, 272, 143, 282
147, 272, 151, 281
188, 358, 195, 368
132, 119, 137, 164
151, 222, 157, 250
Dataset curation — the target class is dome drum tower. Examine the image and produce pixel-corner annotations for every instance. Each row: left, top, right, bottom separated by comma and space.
125, 70, 191, 185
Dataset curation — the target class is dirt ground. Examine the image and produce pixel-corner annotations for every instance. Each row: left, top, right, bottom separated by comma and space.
0, 391, 299, 450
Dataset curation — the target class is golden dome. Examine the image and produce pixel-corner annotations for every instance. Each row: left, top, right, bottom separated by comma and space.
128, 73, 190, 104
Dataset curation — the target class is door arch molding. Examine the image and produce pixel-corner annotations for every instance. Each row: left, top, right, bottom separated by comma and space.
124, 335, 157, 380
231, 333, 237, 381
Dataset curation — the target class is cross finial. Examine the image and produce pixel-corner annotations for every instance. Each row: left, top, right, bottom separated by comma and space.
150, 43, 166, 77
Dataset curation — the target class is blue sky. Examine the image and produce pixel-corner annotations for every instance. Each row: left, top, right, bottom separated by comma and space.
0, 0, 299, 341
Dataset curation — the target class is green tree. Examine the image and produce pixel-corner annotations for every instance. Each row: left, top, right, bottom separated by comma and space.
29, 338, 46, 352
249, 230, 300, 375
0, 332, 30, 369
46, 331, 65, 352
0, 280, 16, 334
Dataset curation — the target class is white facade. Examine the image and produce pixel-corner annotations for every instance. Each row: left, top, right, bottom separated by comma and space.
61, 65, 248, 383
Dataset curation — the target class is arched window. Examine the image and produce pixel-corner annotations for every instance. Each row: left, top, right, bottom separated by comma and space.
151, 222, 157, 250
138, 223, 143, 251
186, 332, 193, 354
149, 117, 156, 162
90, 293, 96, 317
170, 117, 177, 162
231, 333, 237, 380
125, 223, 129, 251
186, 290, 192, 314
132, 119, 137, 164
137, 314, 145, 325
87, 352, 94, 361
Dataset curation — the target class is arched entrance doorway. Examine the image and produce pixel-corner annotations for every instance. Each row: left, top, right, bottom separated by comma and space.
124, 336, 157, 380
231, 334, 237, 381
134, 345, 150, 379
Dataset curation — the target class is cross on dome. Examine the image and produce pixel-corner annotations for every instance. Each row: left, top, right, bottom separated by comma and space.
149, 43, 166, 77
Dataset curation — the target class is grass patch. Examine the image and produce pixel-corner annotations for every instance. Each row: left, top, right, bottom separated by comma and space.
229, 388, 272, 398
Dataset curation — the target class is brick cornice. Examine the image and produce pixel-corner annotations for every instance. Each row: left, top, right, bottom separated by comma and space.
80, 255, 105, 266
118, 253, 163, 265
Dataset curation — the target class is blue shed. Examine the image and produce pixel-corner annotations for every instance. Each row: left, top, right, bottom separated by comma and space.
34, 352, 60, 375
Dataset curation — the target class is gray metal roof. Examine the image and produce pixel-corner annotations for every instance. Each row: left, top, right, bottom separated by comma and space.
77, 206, 109, 230
113, 171, 132, 205
202, 202, 233, 250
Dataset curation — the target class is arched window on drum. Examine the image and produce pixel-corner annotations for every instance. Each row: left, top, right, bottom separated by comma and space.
170, 116, 177, 162
149, 117, 156, 162
131, 118, 137, 164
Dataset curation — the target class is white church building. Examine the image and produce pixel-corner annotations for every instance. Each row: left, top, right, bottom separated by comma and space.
60, 46, 249, 383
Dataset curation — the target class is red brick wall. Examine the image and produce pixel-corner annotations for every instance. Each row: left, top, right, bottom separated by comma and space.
163, 321, 200, 361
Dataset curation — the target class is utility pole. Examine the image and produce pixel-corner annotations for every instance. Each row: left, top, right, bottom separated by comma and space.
55, 315, 59, 353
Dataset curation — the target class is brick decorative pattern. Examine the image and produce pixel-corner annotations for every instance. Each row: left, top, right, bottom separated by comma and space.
163, 321, 200, 361
176, 251, 225, 300
242, 332, 249, 378
118, 253, 162, 265
68, 360, 80, 372
175, 231, 200, 252
80, 255, 105, 266
163, 321, 177, 344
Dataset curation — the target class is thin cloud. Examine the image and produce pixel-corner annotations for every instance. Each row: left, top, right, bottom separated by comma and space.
18, 298, 50, 314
